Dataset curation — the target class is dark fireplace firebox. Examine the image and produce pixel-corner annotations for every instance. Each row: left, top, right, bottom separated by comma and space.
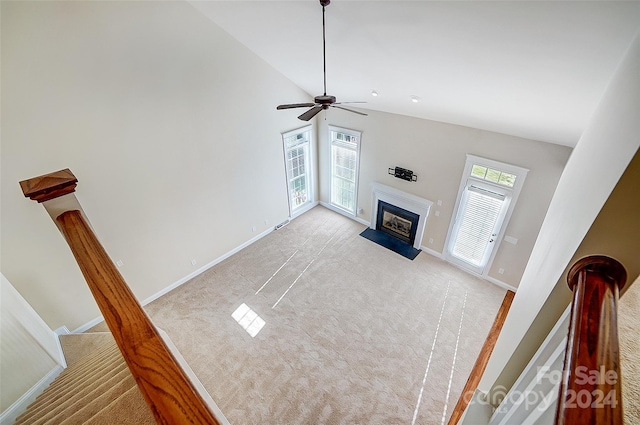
376, 200, 420, 245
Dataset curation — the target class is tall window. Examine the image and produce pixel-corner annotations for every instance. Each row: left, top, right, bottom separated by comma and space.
283, 126, 313, 216
445, 155, 528, 275
330, 126, 361, 215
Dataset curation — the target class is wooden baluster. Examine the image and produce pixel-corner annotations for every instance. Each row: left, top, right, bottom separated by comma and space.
21, 169, 222, 425
555, 255, 626, 425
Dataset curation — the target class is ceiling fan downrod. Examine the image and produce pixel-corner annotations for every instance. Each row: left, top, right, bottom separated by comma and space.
275, 0, 367, 121
321, 0, 330, 97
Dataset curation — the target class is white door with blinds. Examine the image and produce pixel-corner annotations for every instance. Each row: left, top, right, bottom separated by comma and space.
447, 181, 510, 274
445, 154, 528, 277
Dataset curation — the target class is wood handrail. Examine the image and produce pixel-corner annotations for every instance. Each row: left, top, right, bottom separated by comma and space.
554, 255, 626, 425
21, 170, 221, 424
447, 290, 515, 425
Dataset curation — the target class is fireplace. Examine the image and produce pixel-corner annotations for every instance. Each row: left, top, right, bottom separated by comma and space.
370, 182, 433, 250
376, 201, 419, 245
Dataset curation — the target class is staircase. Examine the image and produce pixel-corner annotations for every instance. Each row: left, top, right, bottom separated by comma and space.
14, 333, 155, 425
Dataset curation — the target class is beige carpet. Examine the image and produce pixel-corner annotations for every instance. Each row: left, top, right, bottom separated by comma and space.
138, 206, 506, 424
59, 332, 115, 366
619, 277, 640, 425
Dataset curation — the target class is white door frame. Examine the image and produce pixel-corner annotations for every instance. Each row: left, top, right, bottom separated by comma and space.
444, 154, 529, 277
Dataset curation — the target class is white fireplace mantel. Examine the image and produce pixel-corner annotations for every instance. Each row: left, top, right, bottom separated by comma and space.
370, 182, 433, 250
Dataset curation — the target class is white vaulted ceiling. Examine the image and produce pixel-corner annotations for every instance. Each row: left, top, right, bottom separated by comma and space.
190, 1, 640, 147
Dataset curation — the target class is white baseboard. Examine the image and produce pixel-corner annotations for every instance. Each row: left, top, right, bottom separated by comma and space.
318, 201, 369, 226
420, 246, 444, 258
290, 201, 319, 219
420, 248, 517, 292
73, 316, 105, 334
0, 365, 64, 425
141, 225, 275, 307
484, 275, 518, 293
73, 225, 277, 333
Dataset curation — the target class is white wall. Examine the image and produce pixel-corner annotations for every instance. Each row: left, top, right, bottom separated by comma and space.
479, 30, 640, 393
317, 110, 572, 287
0, 274, 61, 413
0, 1, 311, 330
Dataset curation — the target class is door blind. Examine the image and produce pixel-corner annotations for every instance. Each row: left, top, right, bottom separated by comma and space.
452, 184, 505, 266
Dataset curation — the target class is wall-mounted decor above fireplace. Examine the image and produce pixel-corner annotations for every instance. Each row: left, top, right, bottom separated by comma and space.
388, 166, 417, 182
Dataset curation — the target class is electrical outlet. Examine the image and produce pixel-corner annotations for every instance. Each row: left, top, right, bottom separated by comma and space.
498, 268, 505, 274
252, 226, 256, 232
116, 260, 124, 267
435, 210, 440, 217
429, 238, 434, 244
357, 208, 363, 214
504, 235, 518, 244
191, 259, 197, 266
437, 200, 442, 206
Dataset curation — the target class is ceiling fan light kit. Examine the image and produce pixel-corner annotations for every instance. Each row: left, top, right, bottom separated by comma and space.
276, 0, 366, 121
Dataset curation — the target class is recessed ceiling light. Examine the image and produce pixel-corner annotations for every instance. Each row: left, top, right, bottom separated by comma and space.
371, 90, 378, 97
410, 95, 420, 103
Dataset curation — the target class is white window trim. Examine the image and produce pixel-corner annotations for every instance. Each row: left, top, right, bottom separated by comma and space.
282, 124, 315, 218
444, 154, 529, 277
328, 125, 362, 217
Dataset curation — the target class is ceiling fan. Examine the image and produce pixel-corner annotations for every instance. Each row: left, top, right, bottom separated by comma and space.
277, 0, 367, 121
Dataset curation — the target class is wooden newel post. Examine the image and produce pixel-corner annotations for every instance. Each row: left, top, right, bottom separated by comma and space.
555, 255, 626, 425
20, 169, 222, 425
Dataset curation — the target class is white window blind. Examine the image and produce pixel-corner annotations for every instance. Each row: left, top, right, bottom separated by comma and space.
451, 184, 505, 267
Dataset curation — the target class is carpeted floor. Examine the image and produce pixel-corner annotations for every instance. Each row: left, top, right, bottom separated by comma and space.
619, 277, 640, 425
134, 206, 506, 424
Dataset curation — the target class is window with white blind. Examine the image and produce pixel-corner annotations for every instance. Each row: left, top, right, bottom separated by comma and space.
445, 155, 528, 275
329, 126, 361, 216
282, 126, 313, 216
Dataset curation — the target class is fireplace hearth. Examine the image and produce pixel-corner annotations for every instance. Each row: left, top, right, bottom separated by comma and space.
359, 183, 433, 260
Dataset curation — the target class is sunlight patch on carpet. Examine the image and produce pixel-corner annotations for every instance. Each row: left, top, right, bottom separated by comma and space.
232, 303, 266, 337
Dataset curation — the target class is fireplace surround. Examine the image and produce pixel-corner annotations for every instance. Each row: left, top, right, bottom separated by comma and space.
370, 182, 433, 250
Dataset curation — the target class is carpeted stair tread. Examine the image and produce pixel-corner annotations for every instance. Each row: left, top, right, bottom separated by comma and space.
27, 368, 133, 425
19, 358, 130, 423
83, 386, 156, 425
14, 344, 123, 423
46, 340, 120, 389
56, 373, 139, 425
19, 343, 124, 417
39, 343, 122, 395
59, 332, 115, 366
14, 336, 152, 425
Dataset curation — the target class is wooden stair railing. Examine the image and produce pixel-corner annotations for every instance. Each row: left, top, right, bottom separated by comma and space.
555, 255, 626, 425
21, 169, 222, 425
447, 290, 515, 425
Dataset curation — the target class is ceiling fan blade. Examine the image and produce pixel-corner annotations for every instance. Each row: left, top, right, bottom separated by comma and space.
298, 106, 323, 121
277, 103, 317, 110
334, 101, 367, 105
331, 105, 368, 116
